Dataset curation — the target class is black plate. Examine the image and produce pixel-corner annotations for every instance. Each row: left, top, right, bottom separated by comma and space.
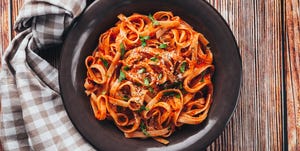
59, 0, 242, 150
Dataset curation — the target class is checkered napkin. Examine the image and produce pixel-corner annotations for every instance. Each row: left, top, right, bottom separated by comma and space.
0, 0, 95, 150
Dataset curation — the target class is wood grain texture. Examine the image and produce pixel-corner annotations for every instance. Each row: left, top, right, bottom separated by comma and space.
2, 0, 298, 151
285, 0, 300, 150
11, 0, 23, 38
0, 0, 11, 68
205, 0, 283, 150
0, 0, 23, 68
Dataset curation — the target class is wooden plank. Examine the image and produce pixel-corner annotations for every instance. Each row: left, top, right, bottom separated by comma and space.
0, 0, 11, 68
11, 0, 23, 38
0, 0, 288, 151
205, 0, 283, 150
285, 0, 300, 150
0, 0, 23, 67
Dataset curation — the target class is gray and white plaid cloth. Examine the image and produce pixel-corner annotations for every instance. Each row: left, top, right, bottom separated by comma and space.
0, 0, 95, 150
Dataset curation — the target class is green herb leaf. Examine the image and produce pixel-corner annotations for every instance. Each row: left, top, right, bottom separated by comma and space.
158, 73, 163, 79
142, 35, 150, 40
159, 81, 183, 90
120, 43, 126, 58
138, 68, 146, 74
163, 91, 173, 96
144, 78, 150, 86
159, 43, 167, 49
175, 94, 181, 99
200, 71, 206, 82
138, 105, 149, 113
163, 91, 179, 97
140, 36, 150, 47
135, 82, 142, 87
150, 56, 158, 62
140, 121, 150, 136
148, 14, 159, 26
123, 95, 130, 101
148, 87, 154, 93
101, 58, 109, 68
179, 83, 183, 89
141, 42, 147, 47
166, 81, 183, 89
118, 70, 126, 82
142, 127, 150, 136
180, 62, 187, 73
123, 65, 130, 71
176, 81, 183, 90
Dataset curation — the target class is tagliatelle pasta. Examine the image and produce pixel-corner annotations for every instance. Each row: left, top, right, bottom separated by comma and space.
84, 11, 214, 144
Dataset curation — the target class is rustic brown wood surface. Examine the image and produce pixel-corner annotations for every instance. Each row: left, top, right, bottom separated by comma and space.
285, 0, 300, 150
206, 1, 284, 150
0, 0, 299, 150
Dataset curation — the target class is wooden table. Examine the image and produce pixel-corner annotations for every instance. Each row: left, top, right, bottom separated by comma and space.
1, 0, 299, 150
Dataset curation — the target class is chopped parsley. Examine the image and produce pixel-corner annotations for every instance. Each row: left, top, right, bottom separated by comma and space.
177, 81, 183, 90
144, 78, 150, 86
123, 95, 130, 101
138, 68, 146, 74
163, 81, 182, 90
118, 70, 126, 82
100, 58, 109, 68
148, 14, 159, 26
123, 65, 130, 71
150, 56, 158, 62
135, 82, 142, 87
159, 43, 167, 49
120, 43, 126, 58
138, 105, 149, 113
158, 73, 163, 79
175, 94, 181, 99
140, 35, 150, 47
180, 61, 187, 73
200, 71, 206, 82
163, 91, 180, 98
141, 42, 147, 47
148, 87, 154, 93
140, 121, 150, 136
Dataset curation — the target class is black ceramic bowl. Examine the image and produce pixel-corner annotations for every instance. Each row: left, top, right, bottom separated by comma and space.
59, 0, 242, 150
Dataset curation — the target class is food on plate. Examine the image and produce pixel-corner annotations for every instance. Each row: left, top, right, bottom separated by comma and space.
84, 11, 214, 144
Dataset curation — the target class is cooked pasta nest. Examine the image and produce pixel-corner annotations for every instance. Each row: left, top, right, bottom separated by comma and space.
84, 11, 214, 144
